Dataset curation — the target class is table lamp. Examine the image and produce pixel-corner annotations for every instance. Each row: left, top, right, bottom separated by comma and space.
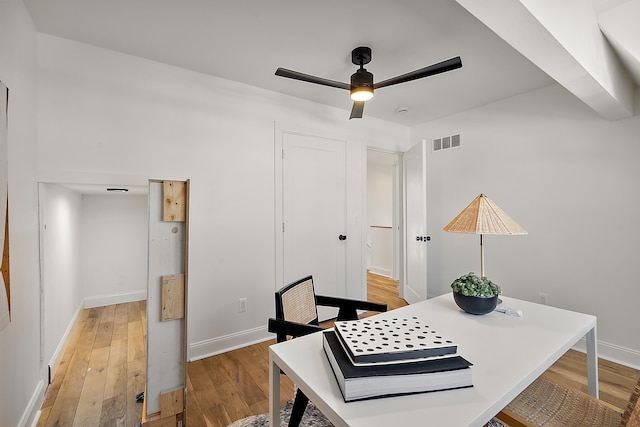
443, 193, 527, 277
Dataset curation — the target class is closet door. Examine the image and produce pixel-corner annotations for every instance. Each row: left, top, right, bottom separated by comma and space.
281, 132, 347, 320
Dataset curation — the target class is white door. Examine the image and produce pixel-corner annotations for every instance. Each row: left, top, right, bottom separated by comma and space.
282, 132, 347, 319
403, 140, 428, 303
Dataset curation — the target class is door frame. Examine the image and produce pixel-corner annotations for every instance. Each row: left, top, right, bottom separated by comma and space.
365, 142, 427, 304
365, 149, 403, 285
37, 181, 150, 386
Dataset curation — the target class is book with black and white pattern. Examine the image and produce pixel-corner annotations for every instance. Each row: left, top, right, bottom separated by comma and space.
333, 316, 458, 365
323, 330, 473, 401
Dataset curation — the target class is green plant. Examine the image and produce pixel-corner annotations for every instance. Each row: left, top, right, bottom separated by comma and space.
451, 272, 501, 297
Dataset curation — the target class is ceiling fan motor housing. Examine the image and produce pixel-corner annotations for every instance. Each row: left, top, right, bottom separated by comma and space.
351, 68, 374, 89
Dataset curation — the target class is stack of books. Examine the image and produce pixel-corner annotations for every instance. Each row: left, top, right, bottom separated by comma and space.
322, 316, 473, 402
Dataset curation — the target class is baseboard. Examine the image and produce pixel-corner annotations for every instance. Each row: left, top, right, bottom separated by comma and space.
189, 325, 272, 361
573, 337, 640, 370
369, 266, 392, 278
20, 380, 45, 427
30, 412, 42, 427
83, 290, 147, 308
49, 301, 83, 383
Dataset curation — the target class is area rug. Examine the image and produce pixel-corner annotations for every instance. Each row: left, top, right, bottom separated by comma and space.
227, 399, 333, 427
227, 399, 510, 427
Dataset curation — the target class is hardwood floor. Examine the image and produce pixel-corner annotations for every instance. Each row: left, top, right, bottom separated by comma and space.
37, 301, 146, 427
363, 270, 408, 312
39, 273, 639, 426
185, 271, 409, 426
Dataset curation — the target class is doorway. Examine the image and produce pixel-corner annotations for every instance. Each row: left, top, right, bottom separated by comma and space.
366, 149, 400, 293
38, 182, 148, 381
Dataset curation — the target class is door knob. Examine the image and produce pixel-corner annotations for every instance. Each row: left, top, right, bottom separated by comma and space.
339, 235, 347, 241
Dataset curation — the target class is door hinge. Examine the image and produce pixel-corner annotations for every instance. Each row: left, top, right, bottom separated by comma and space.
282, 222, 285, 232
282, 148, 285, 159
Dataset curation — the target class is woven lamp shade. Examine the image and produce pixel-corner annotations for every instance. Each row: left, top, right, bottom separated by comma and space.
444, 194, 527, 235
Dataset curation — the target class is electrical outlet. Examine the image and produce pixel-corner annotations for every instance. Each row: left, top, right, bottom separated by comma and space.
239, 298, 247, 313
539, 293, 548, 305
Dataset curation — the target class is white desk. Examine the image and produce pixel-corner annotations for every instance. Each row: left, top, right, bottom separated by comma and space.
269, 294, 598, 427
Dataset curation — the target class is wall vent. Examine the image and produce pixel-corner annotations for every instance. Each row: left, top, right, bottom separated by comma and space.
432, 133, 461, 152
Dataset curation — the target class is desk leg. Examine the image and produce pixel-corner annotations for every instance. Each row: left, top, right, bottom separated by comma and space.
586, 327, 599, 398
269, 351, 280, 427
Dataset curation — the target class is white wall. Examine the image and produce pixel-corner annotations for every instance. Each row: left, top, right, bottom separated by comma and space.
39, 183, 83, 378
0, 1, 42, 425
36, 34, 409, 360
81, 194, 147, 307
411, 83, 640, 367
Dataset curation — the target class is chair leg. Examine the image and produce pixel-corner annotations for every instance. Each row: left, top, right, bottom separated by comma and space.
288, 389, 309, 427
337, 306, 358, 321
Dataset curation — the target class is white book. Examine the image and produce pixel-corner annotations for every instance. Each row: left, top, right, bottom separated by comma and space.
333, 316, 458, 365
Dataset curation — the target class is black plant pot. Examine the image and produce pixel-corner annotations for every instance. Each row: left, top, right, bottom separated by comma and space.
453, 292, 499, 315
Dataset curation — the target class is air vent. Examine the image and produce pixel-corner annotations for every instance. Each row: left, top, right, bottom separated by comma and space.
432, 133, 461, 152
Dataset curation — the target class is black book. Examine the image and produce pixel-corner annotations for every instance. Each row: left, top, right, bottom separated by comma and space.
323, 330, 473, 402
333, 317, 458, 365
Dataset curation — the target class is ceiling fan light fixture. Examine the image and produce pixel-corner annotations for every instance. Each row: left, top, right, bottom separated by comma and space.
350, 68, 374, 101
350, 87, 373, 102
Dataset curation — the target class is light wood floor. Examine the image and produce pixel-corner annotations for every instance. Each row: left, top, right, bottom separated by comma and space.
37, 301, 146, 427
39, 273, 639, 426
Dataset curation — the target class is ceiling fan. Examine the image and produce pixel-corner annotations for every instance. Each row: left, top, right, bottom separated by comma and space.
275, 46, 462, 119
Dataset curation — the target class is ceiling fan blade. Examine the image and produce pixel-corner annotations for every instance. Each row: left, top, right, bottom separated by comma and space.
373, 56, 462, 90
349, 101, 365, 119
275, 68, 350, 90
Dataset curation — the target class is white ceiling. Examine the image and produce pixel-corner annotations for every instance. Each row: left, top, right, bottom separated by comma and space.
23, 0, 558, 126
21, 0, 640, 126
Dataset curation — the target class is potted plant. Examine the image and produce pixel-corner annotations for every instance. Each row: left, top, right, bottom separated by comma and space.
451, 272, 501, 315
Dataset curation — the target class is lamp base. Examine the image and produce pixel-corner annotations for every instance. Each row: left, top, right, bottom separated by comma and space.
453, 292, 498, 315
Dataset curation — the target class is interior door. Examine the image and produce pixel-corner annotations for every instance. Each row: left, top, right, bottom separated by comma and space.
282, 132, 347, 319
403, 140, 428, 303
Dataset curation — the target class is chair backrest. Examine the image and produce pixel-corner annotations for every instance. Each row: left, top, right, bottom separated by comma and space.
621, 376, 640, 426
275, 275, 319, 326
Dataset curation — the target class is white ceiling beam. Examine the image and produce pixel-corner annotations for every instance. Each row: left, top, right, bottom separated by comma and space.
597, 0, 640, 86
456, 0, 634, 120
